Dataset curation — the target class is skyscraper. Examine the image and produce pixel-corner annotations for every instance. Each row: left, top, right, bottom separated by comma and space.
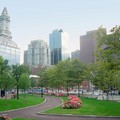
80, 29, 106, 64
0, 7, 20, 65
24, 39, 50, 68
49, 29, 70, 65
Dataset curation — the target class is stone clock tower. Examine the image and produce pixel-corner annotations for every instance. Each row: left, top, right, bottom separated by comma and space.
0, 7, 20, 65
0, 7, 12, 38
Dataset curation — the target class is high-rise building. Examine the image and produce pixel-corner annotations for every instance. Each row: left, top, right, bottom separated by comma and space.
49, 29, 70, 65
24, 50, 28, 65
24, 39, 50, 68
71, 49, 80, 60
80, 29, 106, 64
0, 7, 20, 65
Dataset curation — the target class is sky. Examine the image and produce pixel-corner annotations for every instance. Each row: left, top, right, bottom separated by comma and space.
0, 0, 120, 64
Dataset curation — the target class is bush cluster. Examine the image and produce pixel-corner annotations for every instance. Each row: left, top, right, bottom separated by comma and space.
62, 95, 82, 109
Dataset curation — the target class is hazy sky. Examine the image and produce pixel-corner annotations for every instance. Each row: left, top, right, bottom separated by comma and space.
0, 0, 120, 63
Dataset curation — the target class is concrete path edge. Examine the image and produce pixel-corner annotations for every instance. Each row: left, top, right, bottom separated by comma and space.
37, 113, 120, 118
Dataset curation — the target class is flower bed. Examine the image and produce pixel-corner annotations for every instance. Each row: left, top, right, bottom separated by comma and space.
62, 95, 82, 109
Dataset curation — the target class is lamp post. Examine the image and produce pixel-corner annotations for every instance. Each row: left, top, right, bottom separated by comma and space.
16, 75, 20, 99
41, 80, 43, 97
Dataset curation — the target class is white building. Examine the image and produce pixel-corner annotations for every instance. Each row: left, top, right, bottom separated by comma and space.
0, 7, 20, 65
24, 39, 50, 68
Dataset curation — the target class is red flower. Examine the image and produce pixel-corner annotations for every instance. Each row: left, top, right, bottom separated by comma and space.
62, 95, 82, 109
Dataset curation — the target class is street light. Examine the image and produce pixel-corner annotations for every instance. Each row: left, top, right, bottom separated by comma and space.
41, 80, 43, 97
16, 75, 20, 99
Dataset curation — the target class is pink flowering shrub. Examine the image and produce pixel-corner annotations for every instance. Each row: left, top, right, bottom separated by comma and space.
62, 95, 82, 109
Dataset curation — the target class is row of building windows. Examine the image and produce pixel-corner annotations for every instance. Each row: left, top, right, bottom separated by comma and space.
0, 45, 20, 65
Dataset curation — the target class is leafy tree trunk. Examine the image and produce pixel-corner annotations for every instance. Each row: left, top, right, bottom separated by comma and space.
101, 90, 104, 100
66, 82, 69, 96
23, 89, 26, 99
5, 90, 8, 105
77, 83, 80, 97
106, 91, 109, 100
57, 87, 59, 93
31, 87, 34, 95
16, 83, 19, 99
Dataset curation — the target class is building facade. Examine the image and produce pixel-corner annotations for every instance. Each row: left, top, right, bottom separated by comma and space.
71, 49, 80, 60
49, 29, 70, 65
80, 29, 106, 64
24, 39, 50, 68
0, 7, 20, 65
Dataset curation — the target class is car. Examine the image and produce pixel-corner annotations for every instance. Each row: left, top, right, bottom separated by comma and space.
93, 91, 100, 95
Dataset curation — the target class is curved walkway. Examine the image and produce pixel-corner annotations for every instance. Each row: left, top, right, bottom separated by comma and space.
0, 96, 119, 120
0, 96, 62, 118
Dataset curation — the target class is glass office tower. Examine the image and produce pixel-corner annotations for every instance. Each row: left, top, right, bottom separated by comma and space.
0, 7, 20, 65
49, 29, 70, 65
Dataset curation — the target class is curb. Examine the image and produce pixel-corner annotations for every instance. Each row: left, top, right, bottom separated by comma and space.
37, 113, 120, 118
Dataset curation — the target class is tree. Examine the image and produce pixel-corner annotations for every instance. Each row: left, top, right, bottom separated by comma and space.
55, 59, 72, 96
19, 73, 30, 98
46, 66, 57, 92
38, 66, 48, 97
0, 56, 4, 85
12, 64, 31, 99
0, 58, 15, 99
68, 59, 86, 96
96, 26, 120, 69
30, 77, 37, 94
88, 63, 112, 96
94, 26, 120, 98
39, 66, 48, 88
45, 59, 86, 96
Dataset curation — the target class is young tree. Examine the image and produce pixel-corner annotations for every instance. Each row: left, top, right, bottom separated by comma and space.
69, 59, 86, 96
95, 26, 120, 98
55, 59, 72, 96
30, 77, 37, 94
0, 56, 4, 85
12, 64, 31, 99
19, 73, 30, 98
46, 66, 57, 92
0, 58, 15, 100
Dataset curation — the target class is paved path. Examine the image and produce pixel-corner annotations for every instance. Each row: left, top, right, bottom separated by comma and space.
0, 96, 62, 118
0, 96, 119, 120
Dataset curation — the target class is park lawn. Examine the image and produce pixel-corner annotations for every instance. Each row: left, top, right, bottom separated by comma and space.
44, 97, 120, 116
0, 94, 45, 111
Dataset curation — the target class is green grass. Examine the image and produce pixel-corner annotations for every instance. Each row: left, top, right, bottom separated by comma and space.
0, 94, 45, 111
44, 96, 120, 116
